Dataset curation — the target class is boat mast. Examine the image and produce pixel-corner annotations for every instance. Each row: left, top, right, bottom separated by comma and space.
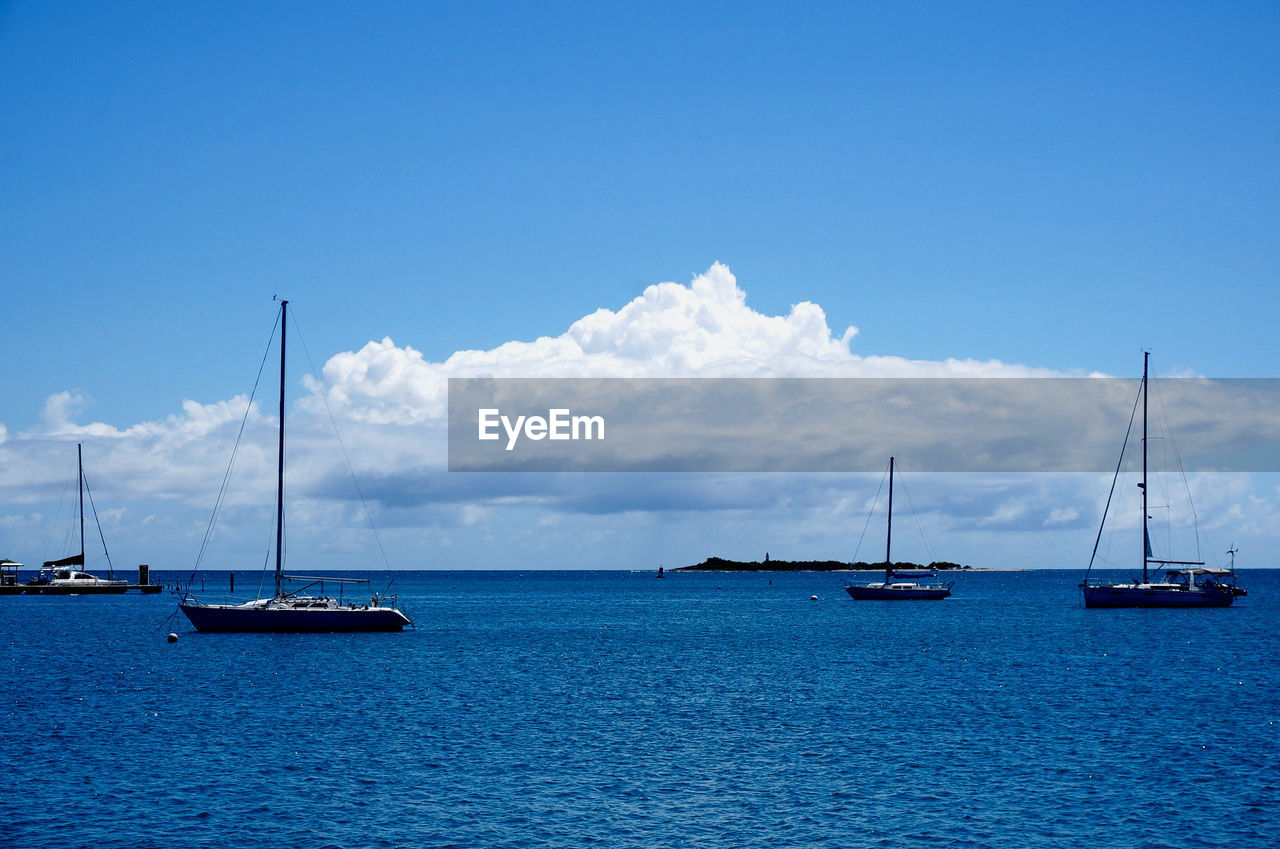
275, 300, 288, 599
1141, 351, 1149, 584
77, 442, 84, 568
885, 456, 894, 581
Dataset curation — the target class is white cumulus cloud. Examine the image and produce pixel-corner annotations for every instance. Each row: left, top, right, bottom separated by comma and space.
312, 262, 1044, 425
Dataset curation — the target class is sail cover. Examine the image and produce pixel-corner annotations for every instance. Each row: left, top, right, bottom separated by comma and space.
42, 553, 84, 568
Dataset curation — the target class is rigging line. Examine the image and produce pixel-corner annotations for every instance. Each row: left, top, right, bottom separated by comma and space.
894, 460, 937, 566
1152, 378, 1206, 563
46, 456, 79, 562
279, 409, 286, 578
260, 493, 280, 598
43, 466, 74, 563
80, 471, 115, 579
1085, 377, 1144, 581
190, 308, 282, 582
155, 606, 181, 632
289, 305, 394, 572
256, 528, 271, 600
1150, 383, 1173, 559
1167, 438, 1207, 563
851, 462, 890, 565
1176, 447, 1207, 564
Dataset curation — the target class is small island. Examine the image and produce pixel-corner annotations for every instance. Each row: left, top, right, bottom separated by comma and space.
677, 555, 971, 572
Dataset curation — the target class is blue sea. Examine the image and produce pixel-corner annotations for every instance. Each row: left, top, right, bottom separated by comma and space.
2, 569, 1277, 848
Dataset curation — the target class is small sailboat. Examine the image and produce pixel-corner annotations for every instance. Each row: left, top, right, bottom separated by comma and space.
27, 444, 128, 594
1080, 352, 1238, 608
178, 300, 411, 632
844, 457, 953, 601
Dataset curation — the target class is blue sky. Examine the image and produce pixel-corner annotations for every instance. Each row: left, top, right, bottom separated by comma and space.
1, 2, 1277, 572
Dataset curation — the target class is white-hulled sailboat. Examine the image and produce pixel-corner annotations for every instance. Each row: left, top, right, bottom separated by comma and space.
28, 444, 128, 594
178, 300, 411, 632
1080, 352, 1238, 608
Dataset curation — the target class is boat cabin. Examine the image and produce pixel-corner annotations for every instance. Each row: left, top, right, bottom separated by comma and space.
1164, 568, 1232, 588
55, 570, 95, 581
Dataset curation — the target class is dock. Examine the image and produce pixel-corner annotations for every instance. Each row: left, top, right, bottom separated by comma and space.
0, 561, 164, 595
0, 583, 163, 595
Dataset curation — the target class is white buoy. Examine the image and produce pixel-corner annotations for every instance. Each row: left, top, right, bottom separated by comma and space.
810, 595, 819, 601
166, 632, 178, 643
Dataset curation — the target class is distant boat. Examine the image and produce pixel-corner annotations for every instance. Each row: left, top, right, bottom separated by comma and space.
178, 300, 411, 632
28, 567, 128, 593
844, 457, 953, 601
1080, 353, 1238, 608
27, 444, 128, 594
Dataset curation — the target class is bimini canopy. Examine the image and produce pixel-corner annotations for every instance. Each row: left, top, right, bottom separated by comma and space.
889, 569, 938, 578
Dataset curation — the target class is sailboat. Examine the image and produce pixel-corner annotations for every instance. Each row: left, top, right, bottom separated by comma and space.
844, 457, 953, 601
178, 300, 412, 632
1080, 352, 1237, 608
26, 444, 128, 594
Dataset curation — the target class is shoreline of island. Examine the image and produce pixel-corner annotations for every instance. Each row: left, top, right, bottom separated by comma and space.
675, 556, 975, 572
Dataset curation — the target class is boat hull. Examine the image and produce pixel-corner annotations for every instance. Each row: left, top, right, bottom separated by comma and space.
179, 602, 411, 632
1081, 585, 1234, 609
844, 584, 951, 601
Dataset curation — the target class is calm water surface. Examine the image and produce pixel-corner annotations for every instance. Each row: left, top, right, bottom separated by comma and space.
2, 569, 1277, 848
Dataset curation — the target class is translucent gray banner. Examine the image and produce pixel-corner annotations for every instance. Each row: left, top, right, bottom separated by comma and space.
447, 377, 1280, 472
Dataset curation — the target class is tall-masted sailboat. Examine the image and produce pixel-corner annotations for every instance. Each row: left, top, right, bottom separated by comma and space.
1080, 352, 1238, 608
26, 444, 128, 594
178, 300, 411, 632
844, 457, 953, 601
